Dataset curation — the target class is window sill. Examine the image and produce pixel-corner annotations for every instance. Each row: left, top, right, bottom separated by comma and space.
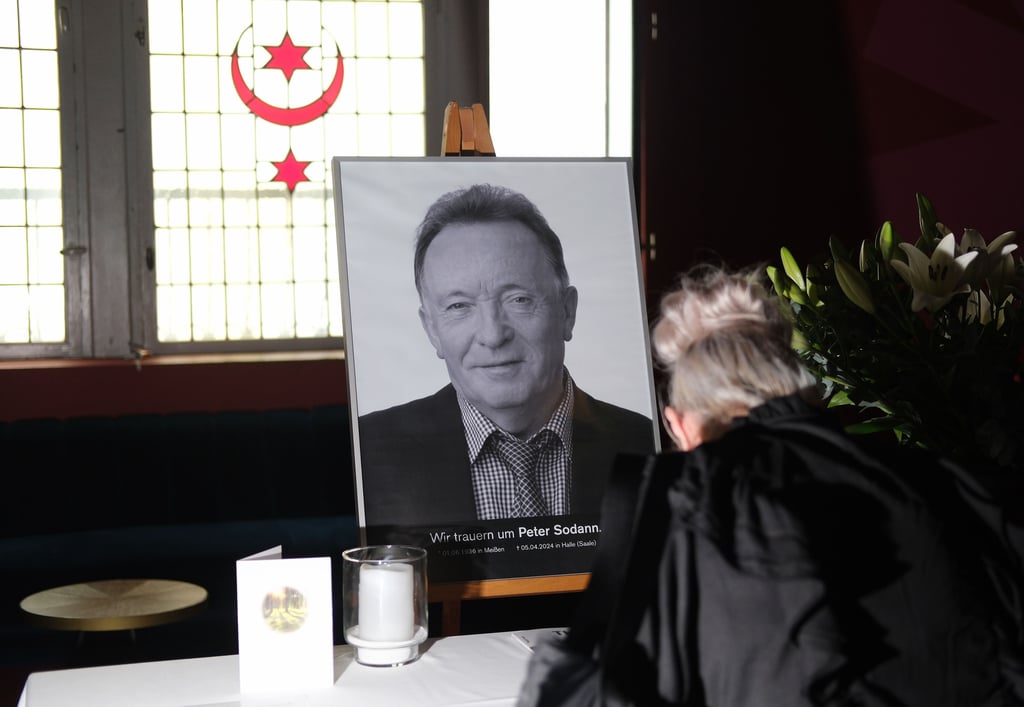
0, 349, 344, 371
0, 351, 348, 421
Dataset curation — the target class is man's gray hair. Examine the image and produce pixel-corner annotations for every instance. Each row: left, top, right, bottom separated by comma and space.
413, 183, 570, 295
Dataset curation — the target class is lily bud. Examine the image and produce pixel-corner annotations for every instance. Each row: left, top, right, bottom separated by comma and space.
780, 247, 805, 291
876, 221, 898, 264
835, 259, 875, 314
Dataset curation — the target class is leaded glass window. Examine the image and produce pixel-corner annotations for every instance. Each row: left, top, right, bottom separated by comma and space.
148, 0, 425, 344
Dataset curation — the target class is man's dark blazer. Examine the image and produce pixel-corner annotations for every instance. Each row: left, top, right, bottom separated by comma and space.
356, 382, 657, 527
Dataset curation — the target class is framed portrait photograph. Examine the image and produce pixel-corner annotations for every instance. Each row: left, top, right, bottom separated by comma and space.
332, 157, 660, 583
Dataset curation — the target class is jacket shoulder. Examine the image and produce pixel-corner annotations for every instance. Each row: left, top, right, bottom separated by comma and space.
358, 385, 459, 438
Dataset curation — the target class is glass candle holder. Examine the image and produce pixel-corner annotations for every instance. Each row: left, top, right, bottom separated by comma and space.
341, 545, 428, 666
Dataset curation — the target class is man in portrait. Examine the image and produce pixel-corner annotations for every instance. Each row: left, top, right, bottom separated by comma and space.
357, 183, 656, 528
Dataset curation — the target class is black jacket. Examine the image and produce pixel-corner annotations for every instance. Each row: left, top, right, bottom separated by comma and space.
619, 395, 1024, 706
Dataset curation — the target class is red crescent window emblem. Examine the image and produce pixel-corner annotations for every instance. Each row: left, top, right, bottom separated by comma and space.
230, 29, 344, 127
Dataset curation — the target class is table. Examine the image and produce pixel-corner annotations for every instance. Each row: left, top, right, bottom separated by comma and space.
18, 630, 540, 706
19, 579, 208, 632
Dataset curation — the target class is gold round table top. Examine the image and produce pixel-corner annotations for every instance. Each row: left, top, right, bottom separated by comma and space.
20, 578, 208, 632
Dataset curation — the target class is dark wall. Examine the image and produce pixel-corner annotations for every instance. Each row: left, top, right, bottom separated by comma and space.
636, 0, 1024, 309
636, 0, 875, 310
839, 0, 1023, 240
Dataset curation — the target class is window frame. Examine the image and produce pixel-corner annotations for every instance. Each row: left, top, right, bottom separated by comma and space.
0, 0, 88, 359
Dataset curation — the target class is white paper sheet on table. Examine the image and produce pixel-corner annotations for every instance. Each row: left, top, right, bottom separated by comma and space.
510, 627, 569, 652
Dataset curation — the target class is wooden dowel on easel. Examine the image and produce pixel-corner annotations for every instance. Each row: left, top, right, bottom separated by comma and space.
459, 105, 477, 154
442, 101, 462, 156
471, 103, 495, 156
440, 100, 495, 157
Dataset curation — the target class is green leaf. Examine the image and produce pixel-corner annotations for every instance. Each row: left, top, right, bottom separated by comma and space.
845, 418, 900, 435
767, 265, 810, 305
826, 389, 853, 407
765, 265, 788, 299
786, 284, 809, 306
791, 328, 810, 352
780, 247, 805, 291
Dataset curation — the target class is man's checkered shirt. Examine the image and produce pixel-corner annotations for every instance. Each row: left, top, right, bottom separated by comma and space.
457, 376, 575, 519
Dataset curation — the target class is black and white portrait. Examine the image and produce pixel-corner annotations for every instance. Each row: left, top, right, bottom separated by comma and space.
333, 158, 659, 581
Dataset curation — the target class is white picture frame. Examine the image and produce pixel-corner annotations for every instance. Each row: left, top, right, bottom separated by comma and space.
332, 157, 660, 583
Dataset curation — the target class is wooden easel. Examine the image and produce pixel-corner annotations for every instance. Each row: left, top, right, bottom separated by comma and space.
428, 102, 589, 636
440, 101, 496, 157
430, 573, 589, 637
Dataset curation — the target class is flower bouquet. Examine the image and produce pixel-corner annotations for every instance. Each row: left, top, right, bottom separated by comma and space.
767, 194, 1023, 472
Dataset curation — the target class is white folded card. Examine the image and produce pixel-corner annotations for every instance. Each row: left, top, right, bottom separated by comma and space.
236, 545, 335, 693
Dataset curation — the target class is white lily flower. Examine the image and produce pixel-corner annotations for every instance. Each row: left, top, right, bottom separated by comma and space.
959, 228, 1017, 259
959, 228, 985, 252
959, 229, 1017, 286
890, 233, 979, 312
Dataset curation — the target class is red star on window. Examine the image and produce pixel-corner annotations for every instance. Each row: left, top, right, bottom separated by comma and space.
263, 33, 311, 82
271, 150, 311, 193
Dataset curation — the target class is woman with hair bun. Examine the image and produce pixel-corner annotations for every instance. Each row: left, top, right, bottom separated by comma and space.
651, 265, 820, 450
519, 265, 1023, 707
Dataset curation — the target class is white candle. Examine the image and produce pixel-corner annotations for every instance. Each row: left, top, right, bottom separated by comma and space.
358, 563, 415, 641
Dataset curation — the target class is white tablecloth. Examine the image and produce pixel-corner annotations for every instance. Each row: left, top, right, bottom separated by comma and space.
18, 631, 538, 706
